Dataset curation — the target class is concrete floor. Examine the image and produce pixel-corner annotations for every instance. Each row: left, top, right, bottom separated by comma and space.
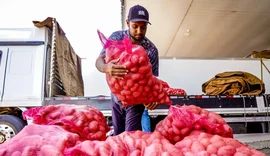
234, 133, 270, 155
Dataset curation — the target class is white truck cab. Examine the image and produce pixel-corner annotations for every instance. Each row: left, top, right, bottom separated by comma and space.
0, 25, 52, 143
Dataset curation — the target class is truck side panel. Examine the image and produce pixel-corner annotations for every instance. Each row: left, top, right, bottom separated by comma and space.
2, 45, 46, 104
0, 47, 8, 101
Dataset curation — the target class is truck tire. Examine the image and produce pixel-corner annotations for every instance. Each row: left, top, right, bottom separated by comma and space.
0, 115, 26, 144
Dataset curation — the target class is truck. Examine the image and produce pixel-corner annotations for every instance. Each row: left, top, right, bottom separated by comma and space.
0, 14, 270, 145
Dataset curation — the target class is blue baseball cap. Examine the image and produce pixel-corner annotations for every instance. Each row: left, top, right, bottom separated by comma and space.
128, 5, 151, 25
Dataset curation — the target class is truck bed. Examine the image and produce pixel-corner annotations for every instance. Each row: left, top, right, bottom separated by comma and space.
44, 94, 270, 116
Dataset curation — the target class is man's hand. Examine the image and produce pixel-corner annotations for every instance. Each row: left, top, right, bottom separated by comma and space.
105, 59, 128, 79
144, 102, 159, 110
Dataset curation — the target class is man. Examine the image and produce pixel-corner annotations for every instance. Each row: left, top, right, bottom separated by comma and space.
95, 5, 159, 135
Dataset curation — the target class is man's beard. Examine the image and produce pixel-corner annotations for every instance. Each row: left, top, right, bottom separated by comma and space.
129, 30, 143, 42
130, 34, 142, 41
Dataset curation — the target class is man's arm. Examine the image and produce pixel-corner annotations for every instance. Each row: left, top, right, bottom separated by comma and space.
95, 31, 128, 78
95, 54, 107, 73
95, 53, 128, 79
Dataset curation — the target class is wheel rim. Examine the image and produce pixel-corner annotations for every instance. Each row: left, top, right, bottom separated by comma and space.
0, 124, 16, 144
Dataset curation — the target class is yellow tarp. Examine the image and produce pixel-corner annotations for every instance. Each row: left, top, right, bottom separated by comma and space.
202, 71, 265, 96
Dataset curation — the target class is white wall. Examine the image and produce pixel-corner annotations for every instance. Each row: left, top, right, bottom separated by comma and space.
84, 58, 270, 96
159, 58, 270, 95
